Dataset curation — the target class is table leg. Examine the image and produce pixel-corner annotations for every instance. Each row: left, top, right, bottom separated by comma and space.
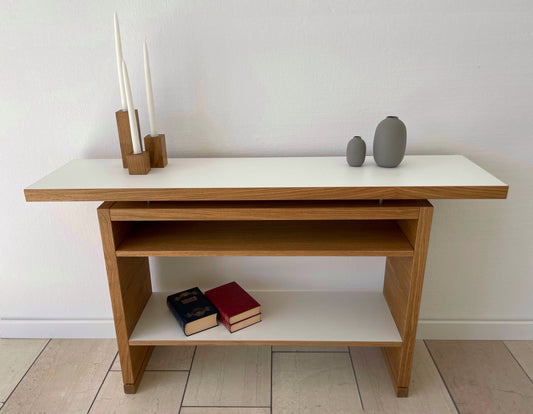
382, 205, 433, 397
97, 202, 153, 393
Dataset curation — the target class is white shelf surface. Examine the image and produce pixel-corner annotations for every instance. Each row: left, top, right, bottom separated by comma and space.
129, 291, 402, 346
28, 155, 505, 190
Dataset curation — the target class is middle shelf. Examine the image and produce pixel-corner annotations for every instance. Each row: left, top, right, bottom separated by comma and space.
116, 220, 414, 257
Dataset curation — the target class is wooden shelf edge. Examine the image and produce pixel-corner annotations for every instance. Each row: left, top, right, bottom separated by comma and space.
24, 185, 509, 202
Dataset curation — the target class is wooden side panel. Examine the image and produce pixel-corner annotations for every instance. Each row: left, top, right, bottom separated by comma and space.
383, 257, 413, 337
97, 202, 153, 394
382, 204, 434, 397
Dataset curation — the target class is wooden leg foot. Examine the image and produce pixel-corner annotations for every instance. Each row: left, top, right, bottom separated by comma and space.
122, 345, 154, 394
396, 387, 409, 398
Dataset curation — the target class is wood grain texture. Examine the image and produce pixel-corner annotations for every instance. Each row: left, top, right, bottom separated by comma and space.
0, 339, 116, 414
383, 257, 413, 338
111, 346, 195, 371
116, 220, 414, 257
89, 371, 188, 413
272, 352, 362, 413
97, 202, 153, 392
505, 341, 533, 380
383, 205, 434, 397
110, 200, 424, 221
182, 346, 271, 407
24, 184, 509, 202
115, 109, 140, 168
426, 340, 533, 414
0, 339, 48, 402
126, 151, 151, 175
144, 134, 168, 168
350, 341, 456, 413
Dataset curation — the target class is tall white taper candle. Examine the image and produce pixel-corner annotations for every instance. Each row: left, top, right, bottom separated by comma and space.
143, 41, 158, 137
114, 13, 127, 110
122, 60, 142, 154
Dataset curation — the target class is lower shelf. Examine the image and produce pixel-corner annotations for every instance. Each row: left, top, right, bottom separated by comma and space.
129, 290, 402, 347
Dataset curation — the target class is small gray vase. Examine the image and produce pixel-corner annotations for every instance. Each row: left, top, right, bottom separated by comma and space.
346, 136, 366, 167
373, 116, 407, 168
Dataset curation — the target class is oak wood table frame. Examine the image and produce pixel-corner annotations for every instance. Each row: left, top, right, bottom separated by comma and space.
24, 156, 508, 397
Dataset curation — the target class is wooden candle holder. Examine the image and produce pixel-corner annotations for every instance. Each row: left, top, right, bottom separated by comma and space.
116, 109, 141, 168
144, 134, 168, 168
126, 151, 151, 175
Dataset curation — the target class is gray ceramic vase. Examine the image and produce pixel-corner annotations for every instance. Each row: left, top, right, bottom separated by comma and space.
373, 116, 407, 168
346, 136, 366, 167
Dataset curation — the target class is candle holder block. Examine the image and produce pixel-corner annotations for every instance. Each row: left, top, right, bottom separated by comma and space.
144, 134, 168, 168
116, 109, 141, 168
126, 151, 151, 175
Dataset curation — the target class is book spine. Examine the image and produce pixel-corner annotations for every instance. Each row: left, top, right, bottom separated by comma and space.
167, 297, 188, 334
218, 314, 232, 332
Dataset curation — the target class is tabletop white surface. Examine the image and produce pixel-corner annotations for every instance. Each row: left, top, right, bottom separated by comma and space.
27, 155, 506, 190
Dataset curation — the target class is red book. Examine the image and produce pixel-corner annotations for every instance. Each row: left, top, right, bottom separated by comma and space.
205, 281, 261, 325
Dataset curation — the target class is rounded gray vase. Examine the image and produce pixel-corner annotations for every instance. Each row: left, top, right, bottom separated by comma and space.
373, 116, 407, 168
346, 136, 366, 167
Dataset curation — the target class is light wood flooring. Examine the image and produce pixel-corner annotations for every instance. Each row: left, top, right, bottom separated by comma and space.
0, 339, 531, 413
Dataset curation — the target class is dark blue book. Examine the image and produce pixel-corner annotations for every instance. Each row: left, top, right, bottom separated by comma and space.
167, 287, 218, 336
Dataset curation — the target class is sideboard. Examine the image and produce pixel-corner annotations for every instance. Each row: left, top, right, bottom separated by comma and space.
25, 155, 508, 396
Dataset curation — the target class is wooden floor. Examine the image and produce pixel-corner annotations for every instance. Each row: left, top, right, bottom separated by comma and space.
0, 339, 531, 413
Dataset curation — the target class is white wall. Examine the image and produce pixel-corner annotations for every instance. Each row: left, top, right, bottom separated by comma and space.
1, 0, 531, 339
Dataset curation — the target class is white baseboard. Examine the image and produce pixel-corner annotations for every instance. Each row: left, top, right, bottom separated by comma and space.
417, 320, 533, 340
0, 319, 116, 339
2, 319, 532, 340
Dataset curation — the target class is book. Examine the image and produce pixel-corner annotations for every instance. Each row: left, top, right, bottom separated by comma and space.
221, 312, 262, 333
166, 287, 218, 336
205, 281, 261, 325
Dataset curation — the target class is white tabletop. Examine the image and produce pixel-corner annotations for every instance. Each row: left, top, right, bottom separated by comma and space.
25, 155, 508, 201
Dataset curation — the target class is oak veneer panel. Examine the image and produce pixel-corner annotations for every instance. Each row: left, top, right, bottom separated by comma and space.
383, 205, 433, 397
0, 339, 116, 414
116, 220, 414, 257
426, 340, 533, 414
272, 352, 362, 413
25, 156, 508, 202
350, 341, 456, 413
97, 203, 153, 393
129, 291, 401, 346
110, 200, 422, 221
89, 371, 188, 414
182, 346, 271, 407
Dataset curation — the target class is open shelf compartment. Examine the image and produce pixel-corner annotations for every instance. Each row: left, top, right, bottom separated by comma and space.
129, 291, 403, 347
116, 220, 414, 257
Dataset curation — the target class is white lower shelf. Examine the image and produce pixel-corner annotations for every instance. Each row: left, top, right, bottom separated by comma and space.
129, 291, 402, 346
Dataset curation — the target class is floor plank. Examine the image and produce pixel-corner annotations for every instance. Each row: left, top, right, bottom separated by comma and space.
182, 346, 270, 407
350, 341, 456, 413
0, 339, 48, 402
273, 345, 348, 352
0, 339, 116, 414
89, 371, 187, 413
272, 352, 362, 414
181, 408, 270, 414
426, 340, 533, 414
505, 341, 533, 381
111, 345, 195, 371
